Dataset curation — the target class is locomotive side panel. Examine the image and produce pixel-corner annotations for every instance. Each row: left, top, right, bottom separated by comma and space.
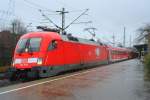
45, 40, 65, 66
63, 41, 81, 65
79, 44, 108, 66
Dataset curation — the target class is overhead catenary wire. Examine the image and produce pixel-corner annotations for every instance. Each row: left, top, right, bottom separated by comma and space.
0, 0, 15, 29
39, 9, 61, 29
23, 0, 88, 15
22, 0, 93, 32
64, 9, 89, 30
38, 7, 91, 36
23, 0, 55, 12
19, 0, 93, 36
55, 0, 86, 12
72, 21, 92, 25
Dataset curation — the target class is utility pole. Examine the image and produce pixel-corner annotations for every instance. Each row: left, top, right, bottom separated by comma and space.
123, 27, 126, 47
56, 8, 69, 35
39, 8, 88, 35
12, 22, 16, 34
130, 35, 132, 47
112, 33, 115, 47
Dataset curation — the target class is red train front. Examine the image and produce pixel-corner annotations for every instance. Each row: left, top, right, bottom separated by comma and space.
8, 31, 109, 80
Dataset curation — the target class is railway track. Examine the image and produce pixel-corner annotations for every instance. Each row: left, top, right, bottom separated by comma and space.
0, 79, 21, 88
0, 73, 21, 88
0, 67, 20, 88
0, 60, 132, 89
0, 65, 93, 88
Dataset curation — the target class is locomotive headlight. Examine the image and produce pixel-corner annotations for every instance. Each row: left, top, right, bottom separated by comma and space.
12, 60, 15, 66
14, 59, 21, 64
37, 58, 43, 65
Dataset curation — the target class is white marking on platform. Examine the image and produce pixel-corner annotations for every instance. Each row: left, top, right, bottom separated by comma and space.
0, 68, 99, 95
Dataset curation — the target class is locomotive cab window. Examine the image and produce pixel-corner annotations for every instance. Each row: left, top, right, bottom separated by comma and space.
17, 38, 28, 53
29, 38, 42, 52
48, 40, 58, 50
16, 38, 42, 53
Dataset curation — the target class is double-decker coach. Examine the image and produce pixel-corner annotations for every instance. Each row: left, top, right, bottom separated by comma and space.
108, 46, 130, 62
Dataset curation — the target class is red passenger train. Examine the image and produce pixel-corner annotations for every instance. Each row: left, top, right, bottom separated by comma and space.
108, 46, 131, 62
7, 31, 132, 81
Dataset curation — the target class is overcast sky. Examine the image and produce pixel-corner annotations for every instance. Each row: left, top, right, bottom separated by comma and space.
0, 0, 150, 46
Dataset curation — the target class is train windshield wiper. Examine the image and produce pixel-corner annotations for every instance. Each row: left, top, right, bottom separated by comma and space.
28, 44, 33, 54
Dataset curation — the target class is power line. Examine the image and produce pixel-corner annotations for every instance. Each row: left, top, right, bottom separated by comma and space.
64, 9, 89, 30
22, 0, 91, 34
7, 0, 15, 20
23, 0, 55, 12
0, 0, 15, 28
39, 9, 61, 29
39, 8, 89, 35
72, 21, 92, 25
38, 7, 90, 36
84, 27, 97, 40
69, 9, 89, 13
55, 0, 85, 12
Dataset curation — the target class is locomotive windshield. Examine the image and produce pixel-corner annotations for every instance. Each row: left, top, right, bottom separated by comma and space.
16, 38, 42, 53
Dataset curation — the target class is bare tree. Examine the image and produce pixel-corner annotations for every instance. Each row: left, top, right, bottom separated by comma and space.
0, 31, 21, 65
11, 19, 27, 34
137, 24, 150, 52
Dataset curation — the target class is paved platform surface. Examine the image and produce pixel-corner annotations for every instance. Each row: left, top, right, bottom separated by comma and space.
0, 59, 150, 100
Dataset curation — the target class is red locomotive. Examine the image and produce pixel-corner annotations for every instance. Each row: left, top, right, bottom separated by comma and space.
7, 31, 132, 81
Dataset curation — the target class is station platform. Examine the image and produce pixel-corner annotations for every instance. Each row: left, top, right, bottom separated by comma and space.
0, 59, 147, 100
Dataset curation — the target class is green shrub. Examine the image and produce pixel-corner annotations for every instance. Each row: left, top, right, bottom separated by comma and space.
144, 54, 150, 68
144, 53, 150, 80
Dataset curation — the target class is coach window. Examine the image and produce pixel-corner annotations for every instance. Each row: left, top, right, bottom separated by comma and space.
48, 40, 58, 50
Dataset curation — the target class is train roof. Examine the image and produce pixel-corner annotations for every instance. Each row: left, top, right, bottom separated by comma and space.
21, 32, 62, 40
20, 32, 133, 51
21, 31, 103, 46
107, 45, 130, 51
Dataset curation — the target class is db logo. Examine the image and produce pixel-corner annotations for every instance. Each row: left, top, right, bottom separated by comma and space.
95, 48, 100, 56
22, 59, 28, 63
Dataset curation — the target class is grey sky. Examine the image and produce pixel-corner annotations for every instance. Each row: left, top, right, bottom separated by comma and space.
0, 0, 150, 46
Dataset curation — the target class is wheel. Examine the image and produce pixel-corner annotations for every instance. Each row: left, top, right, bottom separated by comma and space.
9, 72, 17, 81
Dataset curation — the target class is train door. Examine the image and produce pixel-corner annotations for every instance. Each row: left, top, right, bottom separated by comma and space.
45, 40, 65, 66
108, 49, 112, 62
